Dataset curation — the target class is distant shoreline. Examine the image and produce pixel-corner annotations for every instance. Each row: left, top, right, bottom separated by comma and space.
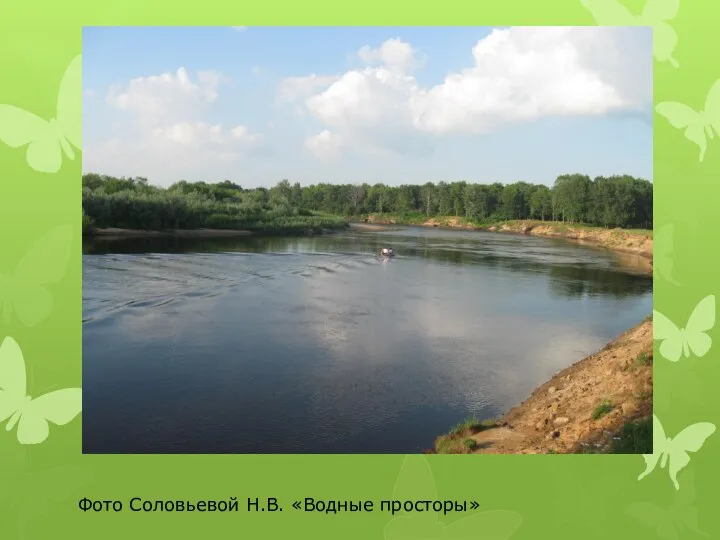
346, 222, 403, 231
88, 228, 255, 239
85, 226, 347, 240
350, 217, 653, 275
354, 216, 650, 266
88, 220, 653, 276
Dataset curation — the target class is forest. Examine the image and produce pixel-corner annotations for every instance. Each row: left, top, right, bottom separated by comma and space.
82, 172, 652, 234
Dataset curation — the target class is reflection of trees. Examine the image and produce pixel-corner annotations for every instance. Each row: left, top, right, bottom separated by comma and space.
83, 231, 651, 301
546, 265, 650, 299
83, 234, 322, 255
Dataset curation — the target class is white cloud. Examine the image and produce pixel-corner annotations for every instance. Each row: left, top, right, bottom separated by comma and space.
106, 67, 223, 125
277, 74, 341, 103
282, 28, 651, 158
408, 27, 643, 135
151, 121, 261, 148
357, 37, 424, 73
87, 66, 262, 184
304, 130, 343, 161
230, 124, 262, 143
231, 26, 247, 32
85, 121, 263, 181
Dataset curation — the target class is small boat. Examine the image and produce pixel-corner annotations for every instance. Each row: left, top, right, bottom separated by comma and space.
380, 247, 396, 258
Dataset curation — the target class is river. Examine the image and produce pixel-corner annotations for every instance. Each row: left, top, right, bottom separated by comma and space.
82, 226, 652, 453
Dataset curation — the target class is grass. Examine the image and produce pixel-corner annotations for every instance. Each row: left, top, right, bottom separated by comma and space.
635, 352, 651, 366
431, 416, 500, 454
610, 417, 653, 454
591, 400, 614, 420
572, 415, 652, 455
448, 416, 497, 436
463, 439, 478, 451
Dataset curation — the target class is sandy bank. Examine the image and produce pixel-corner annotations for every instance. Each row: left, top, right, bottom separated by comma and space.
89, 228, 254, 239
490, 221, 653, 261
365, 214, 653, 268
430, 317, 653, 454
347, 221, 402, 231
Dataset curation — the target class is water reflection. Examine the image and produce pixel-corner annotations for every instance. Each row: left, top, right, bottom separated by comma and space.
84, 227, 650, 302
82, 226, 652, 453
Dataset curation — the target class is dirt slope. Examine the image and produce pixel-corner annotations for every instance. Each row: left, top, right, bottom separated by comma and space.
432, 318, 653, 454
491, 221, 653, 260
365, 214, 653, 260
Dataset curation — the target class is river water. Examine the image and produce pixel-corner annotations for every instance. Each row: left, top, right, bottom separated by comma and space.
82, 226, 652, 453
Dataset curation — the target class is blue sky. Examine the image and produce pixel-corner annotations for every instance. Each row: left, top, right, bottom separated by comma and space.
82, 26, 653, 188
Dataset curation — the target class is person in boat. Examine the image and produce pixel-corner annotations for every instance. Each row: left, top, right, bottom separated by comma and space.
380, 247, 395, 257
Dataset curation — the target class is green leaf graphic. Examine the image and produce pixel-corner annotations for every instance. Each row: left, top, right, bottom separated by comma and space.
384, 455, 522, 540
654, 223, 680, 286
656, 79, 720, 162
0, 336, 82, 445
0, 53, 81, 173
580, 0, 680, 66
0, 224, 73, 327
638, 415, 715, 490
653, 295, 715, 362
626, 470, 707, 540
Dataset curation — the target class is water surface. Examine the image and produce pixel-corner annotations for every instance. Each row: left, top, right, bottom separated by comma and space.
82, 226, 652, 453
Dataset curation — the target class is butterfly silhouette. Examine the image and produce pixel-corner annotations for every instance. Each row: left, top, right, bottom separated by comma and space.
580, 0, 680, 66
626, 470, 707, 540
0, 54, 81, 173
656, 79, 720, 162
384, 455, 522, 540
0, 336, 82, 445
0, 225, 73, 327
0, 446, 95, 540
653, 223, 680, 286
653, 295, 715, 362
638, 415, 715, 490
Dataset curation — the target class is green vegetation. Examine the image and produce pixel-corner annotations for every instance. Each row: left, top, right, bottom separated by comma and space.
634, 352, 651, 366
449, 416, 481, 436
463, 439, 478, 451
610, 417, 653, 454
430, 416, 500, 454
83, 172, 652, 235
350, 173, 651, 229
82, 174, 348, 235
591, 400, 614, 420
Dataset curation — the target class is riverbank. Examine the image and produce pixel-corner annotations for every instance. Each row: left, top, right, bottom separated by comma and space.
347, 222, 403, 232
489, 220, 652, 260
86, 224, 348, 240
362, 214, 653, 260
428, 316, 653, 454
89, 228, 254, 239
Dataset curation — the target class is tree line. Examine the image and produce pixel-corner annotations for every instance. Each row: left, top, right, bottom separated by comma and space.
82, 174, 347, 234
298, 173, 651, 229
82, 172, 652, 233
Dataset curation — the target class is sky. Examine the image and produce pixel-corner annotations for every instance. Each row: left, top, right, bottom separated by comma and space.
82, 26, 653, 189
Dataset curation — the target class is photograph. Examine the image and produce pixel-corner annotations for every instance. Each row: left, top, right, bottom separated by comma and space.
81, 25, 653, 455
